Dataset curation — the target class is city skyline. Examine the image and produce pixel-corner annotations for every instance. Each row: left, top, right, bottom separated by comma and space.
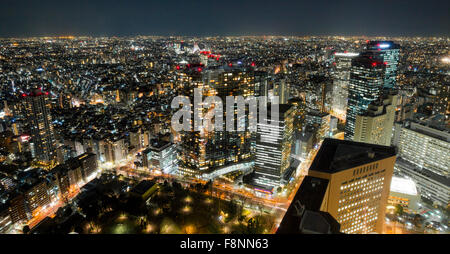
0, 0, 449, 237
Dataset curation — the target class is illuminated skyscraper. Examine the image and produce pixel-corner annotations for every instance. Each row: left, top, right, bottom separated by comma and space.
251, 104, 295, 191
22, 89, 57, 163
365, 41, 400, 89
331, 52, 359, 121
178, 67, 258, 178
344, 55, 385, 140
307, 138, 396, 234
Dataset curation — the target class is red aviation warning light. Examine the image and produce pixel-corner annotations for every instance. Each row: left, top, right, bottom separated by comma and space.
251, 62, 256, 67
228, 63, 232, 67
371, 62, 377, 67
20, 134, 31, 142
176, 65, 180, 70
197, 67, 202, 72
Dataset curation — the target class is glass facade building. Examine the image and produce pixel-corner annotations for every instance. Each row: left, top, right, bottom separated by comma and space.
252, 104, 295, 190
344, 56, 386, 140
331, 52, 358, 122
366, 41, 400, 89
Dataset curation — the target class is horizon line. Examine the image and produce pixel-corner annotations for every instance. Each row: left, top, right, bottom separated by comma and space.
1, 34, 449, 40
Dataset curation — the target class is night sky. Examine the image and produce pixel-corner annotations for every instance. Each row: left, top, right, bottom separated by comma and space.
1, 0, 449, 37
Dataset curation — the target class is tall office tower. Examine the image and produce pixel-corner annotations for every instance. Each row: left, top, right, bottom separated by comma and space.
393, 121, 449, 206
365, 41, 400, 89
433, 83, 449, 116
178, 67, 258, 178
307, 138, 397, 234
353, 92, 398, 146
331, 52, 359, 121
251, 104, 295, 191
344, 55, 386, 141
22, 89, 57, 163
177, 71, 206, 177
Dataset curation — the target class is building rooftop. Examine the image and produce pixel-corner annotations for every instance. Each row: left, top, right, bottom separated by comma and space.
276, 176, 340, 234
21, 88, 49, 98
146, 139, 172, 152
367, 41, 400, 50
309, 138, 397, 174
407, 120, 450, 142
390, 176, 418, 196
396, 158, 450, 187
352, 54, 386, 69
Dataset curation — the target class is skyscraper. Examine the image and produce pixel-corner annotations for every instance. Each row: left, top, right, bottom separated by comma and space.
344, 55, 386, 140
178, 66, 258, 178
307, 138, 397, 234
22, 89, 57, 163
331, 52, 359, 121
353, 92, 398, 146
366, 41, 400, 89
251, 104, 295, 191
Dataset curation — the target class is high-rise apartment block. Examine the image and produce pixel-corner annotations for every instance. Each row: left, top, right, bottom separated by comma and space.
22, 89, 57, 163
